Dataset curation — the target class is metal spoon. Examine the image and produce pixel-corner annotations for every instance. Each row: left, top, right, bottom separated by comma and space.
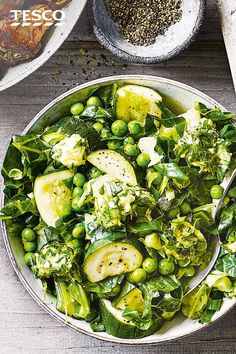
186, 169, 236, 295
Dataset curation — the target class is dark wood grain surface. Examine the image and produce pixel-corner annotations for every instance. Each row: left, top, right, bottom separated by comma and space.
0, 1, 236, 353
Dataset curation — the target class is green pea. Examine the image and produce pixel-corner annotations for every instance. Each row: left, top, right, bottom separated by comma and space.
128, 121, 141, 135
210, 185, 224, 199
70, 102, 84, 115
178, 259, 190, 267
142, 257, 157, 273
72, 187, 83, 198
111, 120, 128, 137
136, 152, 150, 168
123, 143, 140, 157
71, 198, 82, 212
87, 96, 102, 107
73, 173, 86, 187
144, 233, 162, 250
214, 277, 232, 292
72, 224, 85, 238
24, 241, 37, 253
83, 182, 89, 190
108, 140, 123, 150
89, 166, 102, 179
124, 136, 135, 145
24, 252, 36, 266
166, 207, 180, 219
184, 266, 195, 277
127, 268, 147, 283
92, 122, 103, 132
21, 228, 36, 242
57, 203, 72, 218
67, 239, 81, 249
158, 258, 175, 275
180, 201, 191, 214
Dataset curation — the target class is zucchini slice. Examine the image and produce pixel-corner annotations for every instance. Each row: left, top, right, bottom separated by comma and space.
34, 170, 73, 227
87, 150, 137, 186
116, 85, 162, 123
100, 299, 163, 339
83, 241, 143, 282
115, 285, 144, 313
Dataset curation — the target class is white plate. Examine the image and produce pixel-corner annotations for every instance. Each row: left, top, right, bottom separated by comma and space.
0, 0, 87, 91
2, 75, 236, 345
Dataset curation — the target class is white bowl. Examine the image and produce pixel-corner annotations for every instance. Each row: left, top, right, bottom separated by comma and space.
0, 0, 87, 91
2, 75, 236, 344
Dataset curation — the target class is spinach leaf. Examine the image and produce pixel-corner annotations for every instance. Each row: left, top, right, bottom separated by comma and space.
143, 276, 181, 293
85, 276, 123, 298
156, 287, 183, 313
182, 283, 211, 319
0, 194, 38, 219
215, 254, 236, 278
45, 116, 101, 150
93, 83, 117, 108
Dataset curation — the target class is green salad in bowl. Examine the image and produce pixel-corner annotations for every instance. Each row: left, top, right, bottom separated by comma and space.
1, 81, 236, 340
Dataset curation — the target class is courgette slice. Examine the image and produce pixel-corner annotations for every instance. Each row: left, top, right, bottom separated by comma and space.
116, 85, 162, 123
83, 240, 143, 282
42, 131, 64, 145
87, 150, 137, 186
100, 299, 163, 339
34, 170, 73, 227
114, 282, 144, 313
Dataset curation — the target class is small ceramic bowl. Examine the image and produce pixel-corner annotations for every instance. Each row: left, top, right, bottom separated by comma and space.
92, 0, 205, 63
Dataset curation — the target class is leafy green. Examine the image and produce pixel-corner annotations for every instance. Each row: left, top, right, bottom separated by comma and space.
182, 283, 211, 319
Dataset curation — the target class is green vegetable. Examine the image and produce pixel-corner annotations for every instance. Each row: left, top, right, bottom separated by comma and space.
72, 187, 83, 198
166, 207, 180, 219
210, 185, 224, 199
31, 241, 76, 278
111, 120, 128, 137
123, 143, 140, 157
124, 136, 135, 145
87, 96, 102, 107
22, 228, 36, 241
99, 299, 163, 339
142, 257, 157, 273
128, 268, 147, 283
24, 252, 36, 266
182, 282, 210, 319
136, 152, 151, 168
128, 121, 141, 135
87, 150, 137, 186
24, 241, 37, 253
34, 170, 73, 227
107, 140, 123, 150
73, 173, 86, 187
92, 122, 104, 132
180, 201, 191, 214
55, 280, 90, 319
116, 85, 162, 123
70, 102, 85, 115
214, 276, 232, 292
158, 258, 175, 275
83, 240, 143, 282
72, 224, 85, 239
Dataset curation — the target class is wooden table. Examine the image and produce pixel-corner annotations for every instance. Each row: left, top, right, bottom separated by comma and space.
0, 1, 236, 353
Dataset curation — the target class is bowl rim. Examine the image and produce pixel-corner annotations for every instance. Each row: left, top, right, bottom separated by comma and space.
1, 74, 236, 345
92, 0, 206, 64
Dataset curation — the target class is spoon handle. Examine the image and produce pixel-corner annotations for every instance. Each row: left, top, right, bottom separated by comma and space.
216, 0, 236, 92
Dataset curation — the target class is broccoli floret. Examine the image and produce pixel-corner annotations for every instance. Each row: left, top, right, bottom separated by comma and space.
31, 241, 76, 278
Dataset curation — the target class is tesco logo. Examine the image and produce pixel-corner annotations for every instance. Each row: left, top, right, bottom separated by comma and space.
10, 9, 65, 27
